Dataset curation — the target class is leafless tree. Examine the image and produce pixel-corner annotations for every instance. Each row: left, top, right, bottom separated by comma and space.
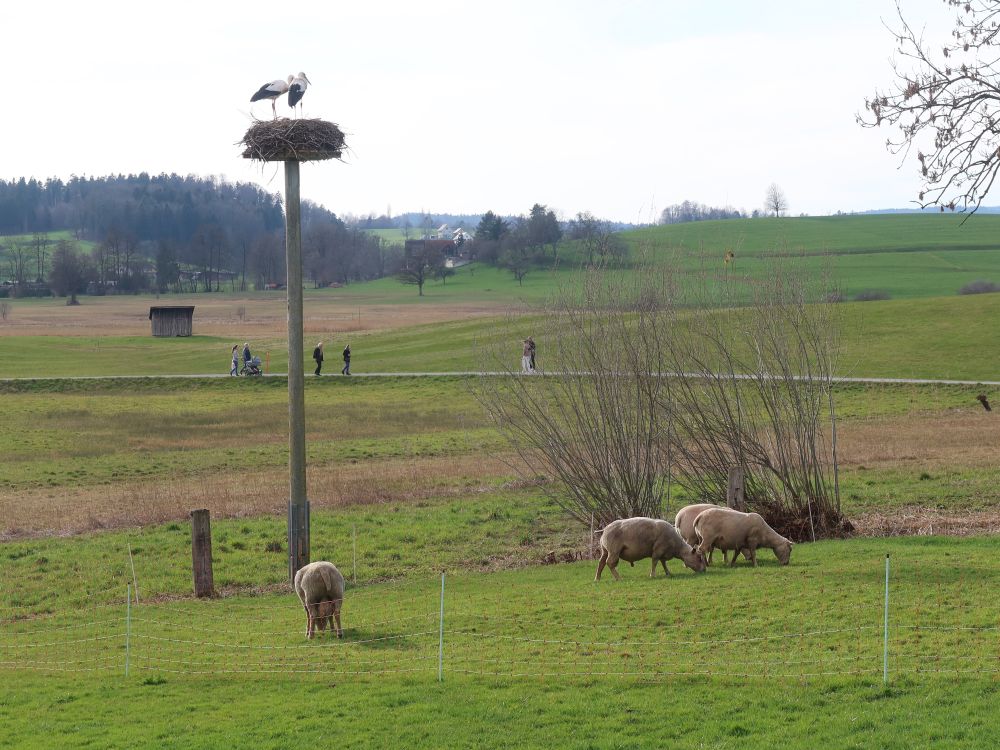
654, 263, 843, 539
396, 243, 444, 295
31, 233, 49, 282
474, 256, 844, 539
859, 1, 1000, 212
765, 183, 788, 217
4, 239, 31, 294
473, 264, 679, 526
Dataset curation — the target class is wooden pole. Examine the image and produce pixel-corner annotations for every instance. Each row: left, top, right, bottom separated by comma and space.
726, 467, 745, 511
285, 159, 310, 580
190, 509, 214, 597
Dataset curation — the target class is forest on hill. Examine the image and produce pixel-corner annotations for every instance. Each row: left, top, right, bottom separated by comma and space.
0, 174, 392, 294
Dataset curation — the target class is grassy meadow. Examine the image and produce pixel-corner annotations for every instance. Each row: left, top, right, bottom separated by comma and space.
1, 524, 997, 748
3, 213, 1000, 747
4, 291, 1000, 379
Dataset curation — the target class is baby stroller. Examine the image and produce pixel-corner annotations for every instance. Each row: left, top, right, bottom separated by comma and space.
240, 356, 263, 376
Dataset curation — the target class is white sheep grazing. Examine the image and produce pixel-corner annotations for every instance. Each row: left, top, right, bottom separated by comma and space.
674, 503, 750, 566
693, 508, 793, 567
294, 561, 345, 639
595, 517, 707, 581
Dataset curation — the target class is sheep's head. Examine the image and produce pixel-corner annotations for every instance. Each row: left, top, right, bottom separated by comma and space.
682, 545, 707, 573
775, 540, 793, 566
314, 600, 337, 630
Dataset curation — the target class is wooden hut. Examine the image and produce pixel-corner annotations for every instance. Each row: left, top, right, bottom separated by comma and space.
149, 306, 194, 337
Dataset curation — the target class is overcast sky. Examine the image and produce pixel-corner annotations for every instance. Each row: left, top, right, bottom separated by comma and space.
2, 0, 956, 223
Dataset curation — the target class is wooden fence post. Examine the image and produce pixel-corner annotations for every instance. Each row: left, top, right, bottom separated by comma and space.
726, 467, 746, 511
191, 509, 214, 597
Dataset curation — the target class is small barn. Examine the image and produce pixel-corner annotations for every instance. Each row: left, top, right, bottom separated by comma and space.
149, 306, 195, 337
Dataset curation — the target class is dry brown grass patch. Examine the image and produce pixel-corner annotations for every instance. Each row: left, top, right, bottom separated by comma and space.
0, 454, 521, 539
852, 507, 1000, 537
0, 295, 507, 338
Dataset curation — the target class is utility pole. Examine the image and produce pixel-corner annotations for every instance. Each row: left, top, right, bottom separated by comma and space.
240, 116, 346, 582
285, 159, 309, 580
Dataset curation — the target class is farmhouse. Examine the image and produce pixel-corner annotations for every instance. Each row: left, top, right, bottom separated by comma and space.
148, 305, 195, 337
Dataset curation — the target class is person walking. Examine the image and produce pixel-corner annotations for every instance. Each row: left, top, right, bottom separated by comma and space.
230, 344, 239, 376
242, 342, 252, 368
313, 342, 324, 376
341, 343, 351, 375
521, 338, 533, 374
528, 336, 536, 372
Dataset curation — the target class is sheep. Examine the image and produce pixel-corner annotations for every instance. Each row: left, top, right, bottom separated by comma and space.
293, 561, 345, 639
595, 517, 707, 581
693, 508, 793, 567
673, 503, 749, 565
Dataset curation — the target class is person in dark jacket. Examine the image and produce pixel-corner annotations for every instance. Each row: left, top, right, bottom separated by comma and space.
341, 344, 351, 375
313, 342, 324, 376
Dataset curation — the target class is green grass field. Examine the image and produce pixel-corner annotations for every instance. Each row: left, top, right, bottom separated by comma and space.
4, 213, 1000, 747
0, 231, 95, 277
1, 512, 996, 748
4, 292, 1000, 380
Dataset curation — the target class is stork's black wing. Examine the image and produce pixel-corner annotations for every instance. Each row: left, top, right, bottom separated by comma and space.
288, 83, 305, 108
250, 81, 281, 103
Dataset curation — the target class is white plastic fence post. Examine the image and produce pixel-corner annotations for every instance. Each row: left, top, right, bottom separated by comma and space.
125, 584, 132, 677
883, 554, 890, 686
352, 525, 357, 584
438, 571, 445, 683
128, 542, 139, 604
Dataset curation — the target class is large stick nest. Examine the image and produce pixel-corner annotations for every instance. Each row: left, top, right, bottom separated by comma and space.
240, 118, 346, 162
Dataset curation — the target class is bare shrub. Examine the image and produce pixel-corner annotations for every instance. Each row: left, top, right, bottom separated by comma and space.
853, 289, 891, 302
0, 302, 8, 321
236, 305, 247, 321
657, 265, 845, 540
958, 280, 1000, 295
474, 256, 846, 539
473, 262, 678, 525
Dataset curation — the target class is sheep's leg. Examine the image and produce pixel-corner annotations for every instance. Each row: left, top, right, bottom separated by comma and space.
729, 549, 740, 568
722, 548, 728, 565
334, 602, 343, 638
595, 548, 609, 581
607, 553, 621, 581
749, 547, 758, 567
660, 559, 671, 576
307, 605, 316, 639
650, 558, 658, 578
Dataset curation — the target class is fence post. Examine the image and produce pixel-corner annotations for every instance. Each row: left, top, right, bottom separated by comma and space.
726, 467, 745, 511
125, 584, 131, 677
883, 554, 890, 686
438, 571, 446, 683
128, 542, 139, 604
352, 524, 358, 585
191, 509, 214, 597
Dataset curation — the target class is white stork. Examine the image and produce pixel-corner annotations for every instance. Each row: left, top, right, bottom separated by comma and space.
287, 72, 311, 116
250, 75, 294, 118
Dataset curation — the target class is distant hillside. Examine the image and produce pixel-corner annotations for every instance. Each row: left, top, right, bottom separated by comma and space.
623, 213, 1000, 301
625, 213, 1000, 255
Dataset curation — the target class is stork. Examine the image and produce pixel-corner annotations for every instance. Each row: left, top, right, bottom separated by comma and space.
287, 72, 311, 116
250, 75, 294, 118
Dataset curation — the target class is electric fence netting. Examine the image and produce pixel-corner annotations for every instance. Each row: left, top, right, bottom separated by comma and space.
1, 556, 996, 682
